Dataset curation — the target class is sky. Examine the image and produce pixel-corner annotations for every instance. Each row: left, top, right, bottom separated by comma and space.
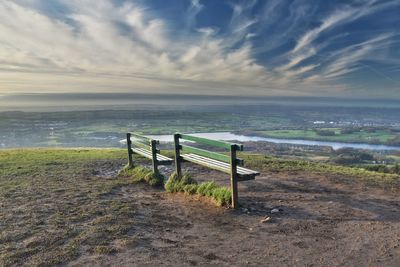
0, 0, 399, 98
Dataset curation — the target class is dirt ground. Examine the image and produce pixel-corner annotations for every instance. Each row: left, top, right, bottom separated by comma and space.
70, 161, 400, 267
1, 151, 399, 267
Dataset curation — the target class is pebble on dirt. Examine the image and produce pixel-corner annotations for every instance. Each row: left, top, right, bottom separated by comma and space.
260, 217, 272, 223
271, 208, 280, 214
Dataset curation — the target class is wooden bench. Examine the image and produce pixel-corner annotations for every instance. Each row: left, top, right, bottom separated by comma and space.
126, 133, 173, 173
173, 133, 260, 208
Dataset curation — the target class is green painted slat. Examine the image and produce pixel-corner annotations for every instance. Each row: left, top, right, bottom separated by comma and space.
130, 133, 152, 142
132, 141, 151, 150
181, 154, 231, 174
179, 133, 242, 150
131, 148, 153, 159
131, 137, 151, 146
181, 145, 230, 163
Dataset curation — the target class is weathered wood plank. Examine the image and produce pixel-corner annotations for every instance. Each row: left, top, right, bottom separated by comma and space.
151, 140, 158, 173
130, 133, 153, 142
131, 140, 151, 150
179, 133, 242, 150
181, 154, 231, 174
174, 133, 182, 178
230, 144, 239, 209
131, 137, 152, 146
181, 145, 230, 163
182, 153, 257, 175
127, 133, 133, 167
131, 148, 152, 159
132, 148, 173, 163
157, 154, 173, 162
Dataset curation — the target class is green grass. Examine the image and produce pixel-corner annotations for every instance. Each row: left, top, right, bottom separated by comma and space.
242, 154, 400, 184
0, 148, 126, 197
165, 172, 232, 206
0, 148, 141, 266
119, 165, 164, 187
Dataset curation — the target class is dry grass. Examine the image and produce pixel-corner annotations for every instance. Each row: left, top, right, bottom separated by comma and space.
0, 149, 142, 266
118, 164, 165, 187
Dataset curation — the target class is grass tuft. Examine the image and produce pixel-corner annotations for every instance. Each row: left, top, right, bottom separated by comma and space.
165, 172, 231, 206
119, 165, 164, 187
93, 245, 118, 255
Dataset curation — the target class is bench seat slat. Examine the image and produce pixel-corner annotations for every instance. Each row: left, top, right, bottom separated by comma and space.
181, 153, 259, 178
131, 148, 173, 164
181, 145, 230, 163
183, 153, 259, 175
182, 154, 231, 174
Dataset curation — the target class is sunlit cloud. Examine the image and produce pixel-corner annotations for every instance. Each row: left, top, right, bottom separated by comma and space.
0, 0, 399, 97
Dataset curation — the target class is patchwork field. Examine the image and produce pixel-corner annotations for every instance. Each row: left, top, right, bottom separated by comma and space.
1, 149, 400, 266
256, 129, 397, 144
1, 105, 399, 148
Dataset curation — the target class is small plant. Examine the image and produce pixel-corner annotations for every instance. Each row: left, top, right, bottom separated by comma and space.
165, 172, 196, 193
119, 165, 164, 187
165, 172, 231, 206
93, 245, 117, 255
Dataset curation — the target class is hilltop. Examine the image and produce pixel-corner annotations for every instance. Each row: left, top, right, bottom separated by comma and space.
1, 149, 399, 266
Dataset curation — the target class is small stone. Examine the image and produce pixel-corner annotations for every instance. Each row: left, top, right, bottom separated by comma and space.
241, 208, 249, 213
260, 217, 271, 223
271, 208, 280, 214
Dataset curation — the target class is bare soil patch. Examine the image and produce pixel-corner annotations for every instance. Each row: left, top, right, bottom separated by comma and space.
74, 160, 400, 266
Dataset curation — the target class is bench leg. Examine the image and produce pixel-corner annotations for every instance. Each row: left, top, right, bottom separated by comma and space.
127, 133, 133, 168
174, 133, 182, 178
231, 175, 238, 209
151, 140, 158, 174
230, 144, 239, 209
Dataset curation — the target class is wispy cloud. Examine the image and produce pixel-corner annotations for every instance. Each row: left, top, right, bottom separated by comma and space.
185, 0, 203, 31
272, 0, 400, 88
0, 0, 270, 94
0, 0, 399, 97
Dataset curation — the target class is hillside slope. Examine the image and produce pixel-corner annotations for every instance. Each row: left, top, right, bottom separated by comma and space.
1, 149, 399, 266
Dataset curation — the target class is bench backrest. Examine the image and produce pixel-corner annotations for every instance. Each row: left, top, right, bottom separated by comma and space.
126, 132, 160, 172
176, 133, 244, 165
129, 132, 159, 151
174, 133, 251, 209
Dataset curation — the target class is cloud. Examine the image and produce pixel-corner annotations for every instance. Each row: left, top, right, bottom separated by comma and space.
0, 0, 272, 94
0, 0, 399, 97
321, 34, 395, 78
272, 0, 400, 87
185, 0, 203, 31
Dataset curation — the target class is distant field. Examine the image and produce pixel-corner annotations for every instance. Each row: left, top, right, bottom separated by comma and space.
255, 129, 398, 145
242, 153, 399, 184
1, 105, 399, 148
